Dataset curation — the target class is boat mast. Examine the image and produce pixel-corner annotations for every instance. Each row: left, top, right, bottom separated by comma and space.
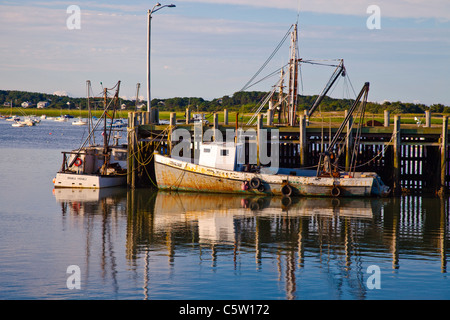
103, 87, 108, 157
86, 80, 94, 146
288, 23, 299, 126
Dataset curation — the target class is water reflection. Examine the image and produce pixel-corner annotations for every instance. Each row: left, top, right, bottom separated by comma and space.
54, 189, 450, 300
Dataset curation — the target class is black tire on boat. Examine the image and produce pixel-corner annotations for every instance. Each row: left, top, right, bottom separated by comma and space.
281, 184, 293, 197
331, 186, 341, 197
257, 184, 265, 192
250, 177, 262, 189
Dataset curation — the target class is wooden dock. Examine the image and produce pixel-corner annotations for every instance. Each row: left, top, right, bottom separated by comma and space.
127, 109, 449, 196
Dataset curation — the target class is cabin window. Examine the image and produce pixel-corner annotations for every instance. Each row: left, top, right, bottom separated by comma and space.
220, 149, 229, 156
203, 148, 211, 153
113, 151, 127, 161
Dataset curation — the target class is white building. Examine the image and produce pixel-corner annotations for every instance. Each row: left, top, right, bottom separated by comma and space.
37, 101, 50, 109
21, 101, 34, 108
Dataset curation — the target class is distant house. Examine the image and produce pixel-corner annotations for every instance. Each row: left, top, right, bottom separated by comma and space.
37, 101, 50, 109
21, 101, 34, 108
121, 103, 127, 110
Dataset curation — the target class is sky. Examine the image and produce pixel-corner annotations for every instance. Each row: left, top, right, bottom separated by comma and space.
0, 0, 449, 105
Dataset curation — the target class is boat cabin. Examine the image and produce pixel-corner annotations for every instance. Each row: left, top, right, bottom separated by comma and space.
64, 145, 128, 175
198, 142, 245, 171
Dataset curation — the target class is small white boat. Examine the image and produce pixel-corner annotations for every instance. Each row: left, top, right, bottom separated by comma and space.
53, 145, 127, 188
6, 116, 20, 122
55, 116, 67, 122
11, 121, 25, 127
72, 117, 87, 126
21, 117, 39, 126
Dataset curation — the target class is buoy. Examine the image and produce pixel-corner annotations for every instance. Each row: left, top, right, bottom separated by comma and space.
74, 158, 83, 167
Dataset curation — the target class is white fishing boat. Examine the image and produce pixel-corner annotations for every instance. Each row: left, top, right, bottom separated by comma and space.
53, 81, 127, 189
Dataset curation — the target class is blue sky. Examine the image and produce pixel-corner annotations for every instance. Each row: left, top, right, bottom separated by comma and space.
0, 0, 449, 105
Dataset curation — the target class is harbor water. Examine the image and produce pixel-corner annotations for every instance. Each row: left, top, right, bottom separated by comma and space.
0, 118, 449, 300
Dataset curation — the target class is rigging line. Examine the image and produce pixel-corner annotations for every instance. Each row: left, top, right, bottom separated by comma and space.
243, 63, 289, 92
299, 64, 304, 95
239, 25, 293, 92
344, 70, 357, 98
246, 81, 281, 125
301, 60, 341, 68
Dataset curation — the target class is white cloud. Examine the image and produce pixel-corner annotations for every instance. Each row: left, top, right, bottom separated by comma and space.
53, 90, 69, 96
182, 0, 450, 20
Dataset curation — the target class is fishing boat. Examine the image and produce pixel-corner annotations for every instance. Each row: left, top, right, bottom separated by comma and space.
53, 81, 127, 189
153, 23, 390, 198
154, 139, 389, 197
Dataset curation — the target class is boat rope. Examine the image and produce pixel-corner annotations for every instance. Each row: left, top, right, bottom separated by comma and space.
331, 130, 396, 171
239, 25, 293, 93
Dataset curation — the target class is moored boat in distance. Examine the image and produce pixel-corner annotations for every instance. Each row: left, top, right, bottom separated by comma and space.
72, 117, 87, 125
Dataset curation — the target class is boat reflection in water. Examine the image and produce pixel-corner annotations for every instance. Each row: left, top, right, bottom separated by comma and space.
54, 189, 449, 300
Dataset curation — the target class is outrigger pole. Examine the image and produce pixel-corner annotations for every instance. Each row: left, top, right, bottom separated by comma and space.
317, 81, 370, 176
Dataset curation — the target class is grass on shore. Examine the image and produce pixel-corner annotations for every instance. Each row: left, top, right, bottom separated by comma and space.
0, 108, 446, 126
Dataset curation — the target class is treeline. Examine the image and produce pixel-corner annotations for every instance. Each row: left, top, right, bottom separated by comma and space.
0, 90, 136, 110
154, 91, 450, 114
1, 89, 449, 114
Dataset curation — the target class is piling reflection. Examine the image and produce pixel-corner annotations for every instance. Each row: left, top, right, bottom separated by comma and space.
54, 189, 449, 300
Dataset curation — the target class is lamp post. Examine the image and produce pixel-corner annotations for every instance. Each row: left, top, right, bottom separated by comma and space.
147, 3, 176, 124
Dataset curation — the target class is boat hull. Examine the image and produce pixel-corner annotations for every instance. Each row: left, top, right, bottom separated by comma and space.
154, 154, 389, 197
53, 172, 126, 189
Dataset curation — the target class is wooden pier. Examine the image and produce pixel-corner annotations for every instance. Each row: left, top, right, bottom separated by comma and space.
127, 110, 450, 196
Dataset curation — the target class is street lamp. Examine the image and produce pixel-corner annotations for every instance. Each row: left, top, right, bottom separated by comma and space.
147, 3, 176, 124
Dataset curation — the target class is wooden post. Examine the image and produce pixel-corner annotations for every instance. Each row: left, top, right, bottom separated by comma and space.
169, 112, 176, 155
393, 115, 401, 195
224, 109, 228, 125
440, 116, 448, 195
127, 112, 138, 189
384, 110, 390, 127
345, 110, 353, 172
213, 113, 219, 141
299, 114, 306, 166
267, 109, 273, 126
425, 110, 431, 128
186, 108, 190, 124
